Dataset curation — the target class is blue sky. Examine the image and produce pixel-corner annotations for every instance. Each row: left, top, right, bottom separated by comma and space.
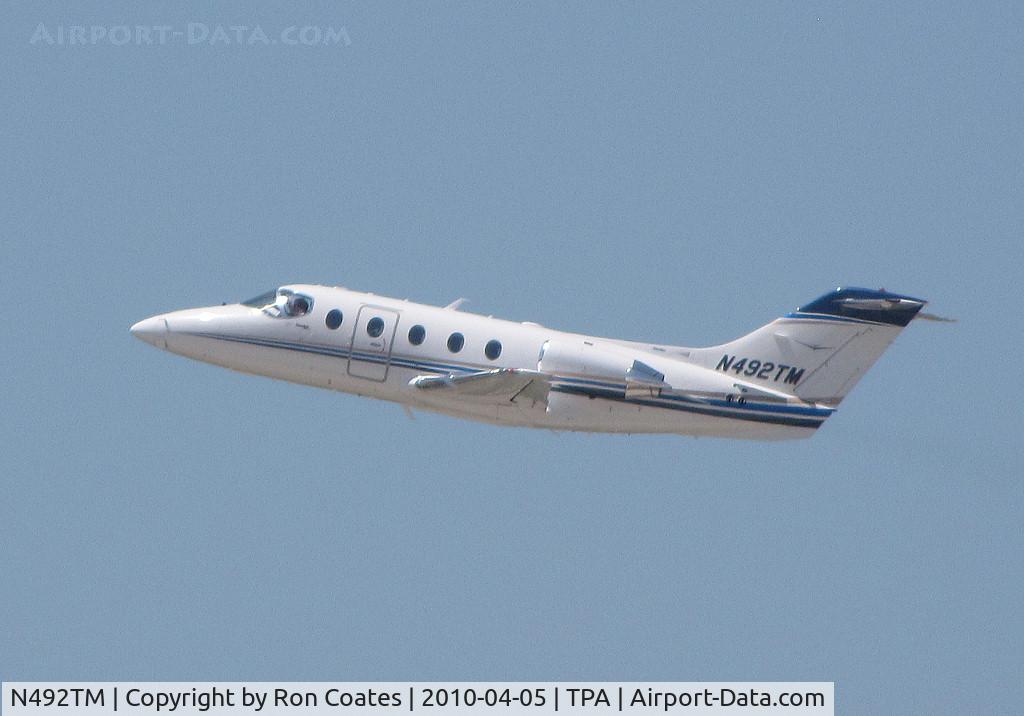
1, 3, 1021, 714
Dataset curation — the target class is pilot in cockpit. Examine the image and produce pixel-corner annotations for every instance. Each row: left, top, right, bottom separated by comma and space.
286, 294, 310, 317
241, 289, 313, 318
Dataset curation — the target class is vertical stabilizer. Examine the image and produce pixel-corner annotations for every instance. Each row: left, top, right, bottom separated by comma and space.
688, 288, 926, 405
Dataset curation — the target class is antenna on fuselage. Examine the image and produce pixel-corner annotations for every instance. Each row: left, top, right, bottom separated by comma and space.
915, 312, 957, 322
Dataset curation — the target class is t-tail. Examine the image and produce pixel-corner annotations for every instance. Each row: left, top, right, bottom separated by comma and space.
688, 287, 926, 407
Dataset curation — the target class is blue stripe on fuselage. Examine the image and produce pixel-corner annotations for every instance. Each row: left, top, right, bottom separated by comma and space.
182, 331, 829, 429
549, 384, 824, 429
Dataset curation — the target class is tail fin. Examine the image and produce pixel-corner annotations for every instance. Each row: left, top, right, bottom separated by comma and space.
688, 287, 926, 405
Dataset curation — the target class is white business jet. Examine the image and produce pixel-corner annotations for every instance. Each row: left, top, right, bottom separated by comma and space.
131, 285, 929, 440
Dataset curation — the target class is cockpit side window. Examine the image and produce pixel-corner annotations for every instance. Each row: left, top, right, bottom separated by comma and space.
284, 294, 311, 317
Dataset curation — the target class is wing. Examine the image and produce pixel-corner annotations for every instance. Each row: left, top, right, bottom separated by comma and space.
409, 368, 550, 404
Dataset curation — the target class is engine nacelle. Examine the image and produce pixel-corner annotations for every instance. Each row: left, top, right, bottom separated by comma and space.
537, 339, 633, 380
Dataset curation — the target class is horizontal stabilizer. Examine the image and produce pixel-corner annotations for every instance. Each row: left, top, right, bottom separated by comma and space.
794, 287, 925, 327
835, 296, 923, 312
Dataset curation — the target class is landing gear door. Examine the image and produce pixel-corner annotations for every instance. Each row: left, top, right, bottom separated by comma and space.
348, 305, 400, 382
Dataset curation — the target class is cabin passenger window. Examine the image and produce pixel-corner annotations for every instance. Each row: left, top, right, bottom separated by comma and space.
447, 332, 464, 353
325, 309, 343, 330
408, 325, 426, 345
367, 317, 385, 337
485, 339, 502, 360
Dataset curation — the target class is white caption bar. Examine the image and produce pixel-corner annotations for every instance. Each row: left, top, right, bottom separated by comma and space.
2, 683, 833, 716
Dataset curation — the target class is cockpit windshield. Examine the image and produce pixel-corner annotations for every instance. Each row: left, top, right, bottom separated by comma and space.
241, 288, 313, 317
241, 290, 277, 308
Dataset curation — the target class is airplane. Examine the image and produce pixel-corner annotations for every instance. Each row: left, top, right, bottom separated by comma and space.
131, 284, 931, 440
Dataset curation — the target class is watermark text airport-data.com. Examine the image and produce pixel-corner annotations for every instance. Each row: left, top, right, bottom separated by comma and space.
29, 23, 351, 47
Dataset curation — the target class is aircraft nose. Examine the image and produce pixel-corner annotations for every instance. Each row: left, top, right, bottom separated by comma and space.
130, 315, 168, 348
